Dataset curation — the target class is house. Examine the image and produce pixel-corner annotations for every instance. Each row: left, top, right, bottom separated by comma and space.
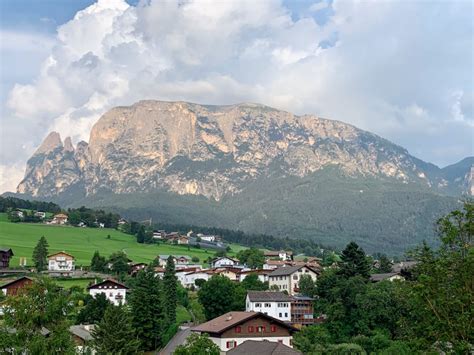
152, 230, 166, 239
117, 218, 127, 225
192, 311, 298, 351
213, 267, 242, 281
197, 233, 220, 242
1, 276, 33, 296
88, 279, 128, 305
157, 255, 191, 267
291, 296, 316, 327
264, 250, 293, 261
11, 210, 24, 219
154, 266, 165, 278
51, 213, 68, 225
370, 273, 405, 282
175, 267, 203, 286
178, 236, 189, 245
268, 265, 319, 296
211, 256, 239, 268
239, 269, 271, 283
0, 248, 14, 268
34, 211, 46, 219
183, 270, 211, 288
246, 291, 292, 322
129, 262, 147, 276
69, 324, 95, 354
47, 251, 75, 275
227, 340, 302, 355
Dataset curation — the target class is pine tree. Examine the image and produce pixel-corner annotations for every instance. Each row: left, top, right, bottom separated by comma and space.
91, 304, 141, 354
163, 256, 177, 328
32, 236, 49, 271
129, 268, 164, 351
90, 251, 107, 272
136, 226, 146, 244
338, 242, 371, 279
378, 255, 392, 273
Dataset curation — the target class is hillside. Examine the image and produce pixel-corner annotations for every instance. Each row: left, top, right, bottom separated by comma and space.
13, 100, 472, 254
0, 214, 244, 267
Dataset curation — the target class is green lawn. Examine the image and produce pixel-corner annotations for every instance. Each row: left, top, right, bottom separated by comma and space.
176, 305, 192, 324
54, 278, 96, 290
0, 213, 243, 267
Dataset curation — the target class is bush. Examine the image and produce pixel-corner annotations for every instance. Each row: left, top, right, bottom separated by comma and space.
161, 323, 179, 346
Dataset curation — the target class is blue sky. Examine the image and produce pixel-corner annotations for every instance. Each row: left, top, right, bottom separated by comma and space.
0, 0, 472, 192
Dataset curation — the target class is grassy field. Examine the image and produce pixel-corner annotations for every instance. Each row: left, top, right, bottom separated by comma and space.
0, 213, 244, 267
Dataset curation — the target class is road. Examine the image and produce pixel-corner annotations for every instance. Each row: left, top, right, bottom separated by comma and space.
158, 326, 192, 355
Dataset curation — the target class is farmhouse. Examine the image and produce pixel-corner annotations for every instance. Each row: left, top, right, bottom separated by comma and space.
48, 251, 75, 275
1, 276, 33, 296
34, 211, 46, 219
129, 262, 147, 276
213, 267, 241, 281
0, 247, 14, 268
183, 270, 211, 288
211, 256, 239, 268
228, 340, 302, 355
158, 255, 191, 267
192, 311, 298, 351
246, 291, 292, 322
268, 265, 319, 296
51, 213, 68, 225
88, 279, 128, 306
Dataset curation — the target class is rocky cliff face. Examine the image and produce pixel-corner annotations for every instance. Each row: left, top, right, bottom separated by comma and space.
17, 100, 472, 200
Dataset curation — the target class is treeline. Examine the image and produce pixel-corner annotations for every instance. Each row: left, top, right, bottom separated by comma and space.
153, 222, 334, 257
0, 196, 61, 213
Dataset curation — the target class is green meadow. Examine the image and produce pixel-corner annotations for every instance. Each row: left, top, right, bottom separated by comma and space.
0, 213, 244, 267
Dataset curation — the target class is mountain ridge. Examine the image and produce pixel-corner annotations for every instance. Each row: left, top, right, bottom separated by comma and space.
14, 100, 473, 253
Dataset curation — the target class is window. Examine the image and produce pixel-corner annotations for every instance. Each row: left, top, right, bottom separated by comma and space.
293, 275, 298, 280
285, 312, 288, 317
255, 303, 261, 307
278, 339, 283, 343
109, 292, 113, 297
248, 326, 254, 333
257, 326, 266, 333
271, 325, 276, 332
226, 341, 237, 349
235, 326, 241, 333
279, 311, 283, 317
264, 303, 271, 307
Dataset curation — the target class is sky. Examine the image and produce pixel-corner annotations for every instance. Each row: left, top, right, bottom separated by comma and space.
0, 0, 472, 193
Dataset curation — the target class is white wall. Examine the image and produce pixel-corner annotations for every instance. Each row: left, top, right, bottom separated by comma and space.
89, 288, 127, 306
184, 272, 210, 288
245, 299, 291, 322
213, 258, 235, 267
48, 258, 75, 271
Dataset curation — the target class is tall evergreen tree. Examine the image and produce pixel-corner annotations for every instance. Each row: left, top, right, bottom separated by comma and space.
90, 250, 107, 272
378, 255, 392, 273
299, 274, 316, 297
136, 226, 146, 244
32, 236, 49, 271
338, 242, 371, 279
77, 293, 110, 324
129, 268, 164, 351
91, 304, 141, 354
163, 256, 177, 328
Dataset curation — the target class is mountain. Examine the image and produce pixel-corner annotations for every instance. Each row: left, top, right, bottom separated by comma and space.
15, 100, 472, 253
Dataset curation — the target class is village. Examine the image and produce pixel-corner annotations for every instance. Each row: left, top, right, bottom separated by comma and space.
0, 209, 413, 354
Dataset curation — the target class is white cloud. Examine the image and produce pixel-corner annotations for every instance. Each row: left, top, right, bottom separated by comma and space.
0, 163, 25, 194
0, 0, 472, 193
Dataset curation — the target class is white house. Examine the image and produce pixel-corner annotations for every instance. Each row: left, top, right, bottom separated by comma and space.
197, 233, 219, 242
192, 311, 298, 352
158, 255, 191, 267
87, 279, 128, 306
211, 256, 239, 268
183, 270, 211, 288
246, 291, 292, 322
47, 251, 75, 274
268, 265, 319, 296
239, 269, 271, 283
34, 211, 46, 219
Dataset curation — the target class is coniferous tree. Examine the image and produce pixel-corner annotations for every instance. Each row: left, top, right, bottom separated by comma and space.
338, 242, 371, 279
129, 268, 164, 351
378, 255, 392, 273
90, 251, 107, 272
32, 236, 49, 271
136, 226, 146, 244
91, 304, 141, 354
163, 256, 177, 328
77, 293, 110, 324
299, 274, 316, 297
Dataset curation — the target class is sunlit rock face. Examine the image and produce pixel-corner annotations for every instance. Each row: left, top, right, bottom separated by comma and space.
17, 100, 472, 199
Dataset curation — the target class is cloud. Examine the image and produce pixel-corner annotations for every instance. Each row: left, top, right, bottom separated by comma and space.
0, 0, 472, 193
